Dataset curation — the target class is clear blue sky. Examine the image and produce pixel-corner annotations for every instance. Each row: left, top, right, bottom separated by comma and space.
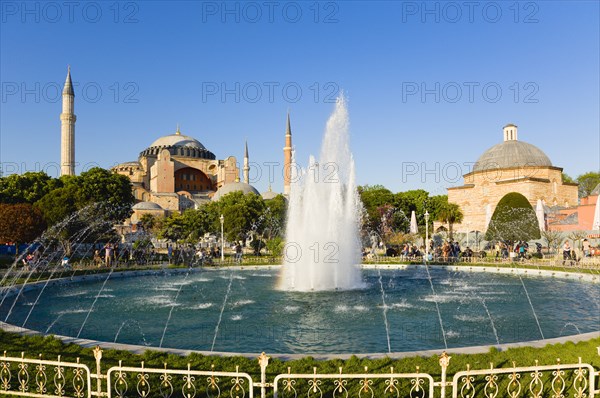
1, 1, 598, 195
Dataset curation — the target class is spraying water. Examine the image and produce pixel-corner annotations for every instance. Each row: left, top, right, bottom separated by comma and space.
278, 95, 363, 291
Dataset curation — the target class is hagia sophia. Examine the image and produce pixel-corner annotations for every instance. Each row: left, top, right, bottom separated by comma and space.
59, 68, 291, 225
58, 68, 599, 233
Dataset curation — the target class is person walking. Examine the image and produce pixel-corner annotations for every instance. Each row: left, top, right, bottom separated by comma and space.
562, 241, 571, 265
582, 239, 591, 257
104, 243, 112, 267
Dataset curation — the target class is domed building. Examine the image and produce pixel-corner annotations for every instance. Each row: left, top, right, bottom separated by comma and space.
112, 126, 240, 214
212, 179, 260, 201
447, 124, 578, 234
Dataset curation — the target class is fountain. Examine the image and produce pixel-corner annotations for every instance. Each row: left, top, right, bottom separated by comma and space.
0, 101, 598, 356
278, 95, 363, 291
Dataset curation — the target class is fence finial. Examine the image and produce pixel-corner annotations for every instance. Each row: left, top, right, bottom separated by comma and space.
439, 351, 451, 371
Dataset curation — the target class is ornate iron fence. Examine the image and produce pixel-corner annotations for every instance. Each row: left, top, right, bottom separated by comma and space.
0, 349, 598, 398
0, 351, 92, 398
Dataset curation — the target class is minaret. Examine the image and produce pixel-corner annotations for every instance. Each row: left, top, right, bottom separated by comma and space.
60, 66, 76, 176
243, 140, 250, 184
283, 112, 292, 195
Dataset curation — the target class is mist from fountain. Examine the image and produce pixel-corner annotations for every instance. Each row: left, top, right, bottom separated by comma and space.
278, 95, 363, 291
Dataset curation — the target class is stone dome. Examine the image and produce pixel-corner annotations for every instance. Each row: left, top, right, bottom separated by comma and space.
140, 129, 216, 160
132, 201, 164, 210
149, 133, 206, 150
261, 190, 278, 200
212, 181, 260, 201
473, 140, 552, 173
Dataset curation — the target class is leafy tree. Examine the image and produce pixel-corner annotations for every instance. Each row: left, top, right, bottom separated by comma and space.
215, 191, 266, 242
561, 173, 575, 184
139, 214, 157, 232
266, 236, 284, 256
358, 185, 394, 232
0, 204, 46, 251
0, 172, 60, 204
70, 167, 134, 221
158, 212, 186, 242
393, 189, 429, 224
34, 185, 79, 226
485, 192, 541, 242
437, 202, 464, 240
262, 195, 287, 239
576, 171, 600, 197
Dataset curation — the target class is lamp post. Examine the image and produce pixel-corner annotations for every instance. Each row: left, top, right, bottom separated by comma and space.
425, 210, 430, 262
220, 214, 224, 262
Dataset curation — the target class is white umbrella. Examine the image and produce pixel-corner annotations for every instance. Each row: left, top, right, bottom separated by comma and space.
535, 199, 546, 232
410, 210, 418, 234
593, 195, 600, 231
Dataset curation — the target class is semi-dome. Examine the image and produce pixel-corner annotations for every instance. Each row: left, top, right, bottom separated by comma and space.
472, 124, 552, 172
132, 201, 164, 210
212, 181, 260, 201
140, 128, 216, 160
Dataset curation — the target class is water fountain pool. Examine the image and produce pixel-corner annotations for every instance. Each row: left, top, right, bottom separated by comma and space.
1, 97, 598, 356
1, 266, 598, 354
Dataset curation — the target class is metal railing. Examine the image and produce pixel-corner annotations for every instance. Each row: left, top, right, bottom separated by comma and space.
0, 349, 598, 398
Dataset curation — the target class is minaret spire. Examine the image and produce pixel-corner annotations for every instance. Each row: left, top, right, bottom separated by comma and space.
243, 140, 250, 184
283, 112, 293, 196
60, 66, 76, 176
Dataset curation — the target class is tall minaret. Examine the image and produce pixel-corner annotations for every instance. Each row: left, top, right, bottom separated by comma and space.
243, 140, 250, 184
60, 66, 76, 176
283, 112, 292, 196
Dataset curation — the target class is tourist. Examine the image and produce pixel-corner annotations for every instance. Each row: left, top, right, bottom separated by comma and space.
562, 241, 571, 264
93, 249, 102, 267
582, 239, 591, 257
235, 242, 243, 263
442, 241, 451, 261
61, 255, 71, 270
104, 243, 113, 267
518, 242, 526, 259
167, 244, 173, 264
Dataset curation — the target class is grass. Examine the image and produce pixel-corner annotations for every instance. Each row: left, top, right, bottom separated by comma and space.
2, 331, 596, 397
1, 330, 597, 378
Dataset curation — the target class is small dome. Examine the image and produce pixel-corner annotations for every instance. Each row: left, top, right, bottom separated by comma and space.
132, 201, 164, 210
149, 133, 206, 150
473, 140, 552, 172
212, 181, 260, 201
261, 190, 279, 200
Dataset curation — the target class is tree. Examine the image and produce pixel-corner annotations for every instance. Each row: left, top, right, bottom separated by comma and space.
358, 185, 394, 232
437, 202, 464, 240
216, 191, 266, 242
72, 167, 134, 221
576, 171, 600, 197
0, 172, 60, 204
561, 173, 575, 184
34, 185, 78, 226
485, 192, 541, 242
541, 230, 563, 254
0, 204, 47, 252
266, 236, 284, 256
262, 195, 287, 239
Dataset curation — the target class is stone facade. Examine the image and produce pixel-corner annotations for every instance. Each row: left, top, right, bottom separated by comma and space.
446, 124, 579, 234
112, 128, 240, 216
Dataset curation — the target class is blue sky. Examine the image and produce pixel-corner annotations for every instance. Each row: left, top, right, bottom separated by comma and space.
1, 0, 598, 195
